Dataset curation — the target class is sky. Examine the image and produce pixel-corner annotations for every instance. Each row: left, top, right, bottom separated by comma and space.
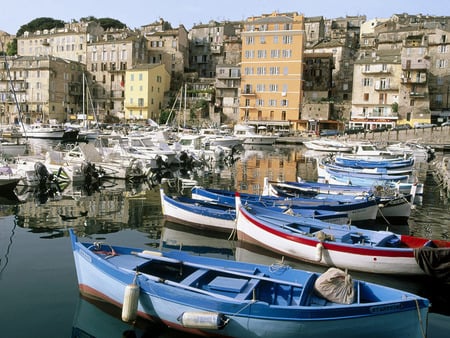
0, 0, 448, 34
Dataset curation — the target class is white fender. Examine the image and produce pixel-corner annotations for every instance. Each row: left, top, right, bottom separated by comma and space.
315, 242, 323, 262
121, 278, 139, 322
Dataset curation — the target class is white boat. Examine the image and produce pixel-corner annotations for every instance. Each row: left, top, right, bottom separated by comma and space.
173, 134, 229, 163
303, 139, 353, 152
233, 124, 278, 145
386, 141, 435, 163
199, 128, 243, 149
125, 133, 179, 166
23, 123, 78, 140
0, 165, 22, 192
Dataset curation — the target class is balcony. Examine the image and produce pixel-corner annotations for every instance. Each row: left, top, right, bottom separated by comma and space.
409, 91, 427, 98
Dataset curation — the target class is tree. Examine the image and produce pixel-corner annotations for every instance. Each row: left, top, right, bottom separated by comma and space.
17, 17, 65, 37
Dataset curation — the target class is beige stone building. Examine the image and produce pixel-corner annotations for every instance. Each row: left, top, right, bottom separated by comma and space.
16, 21, 104, 64
0, 55, 85, 124
85, 30, 147, 122
215, 64, 240, 124
123, 63, 170, 122
142, 20, 189, 90
351, 49, 402, 130
239, 12, 305, 132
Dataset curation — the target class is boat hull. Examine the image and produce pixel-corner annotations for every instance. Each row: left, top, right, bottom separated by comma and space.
236, 203, 428, 275
70, 230, 429, 338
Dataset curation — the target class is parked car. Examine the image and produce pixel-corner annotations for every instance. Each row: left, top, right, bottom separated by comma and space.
344, 127, 365, 135
392, 124, 412, 131
369, 126, 389, 133
414, 123, 437, 129
441, 121, 450, 127
319, 129, 342, 137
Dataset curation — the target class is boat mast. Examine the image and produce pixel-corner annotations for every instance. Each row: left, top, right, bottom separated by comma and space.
1, 43, 27, 138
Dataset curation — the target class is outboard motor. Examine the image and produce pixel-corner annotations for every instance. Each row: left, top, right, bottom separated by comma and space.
34, 161, 54, 186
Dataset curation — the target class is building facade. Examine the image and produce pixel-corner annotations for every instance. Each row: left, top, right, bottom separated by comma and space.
0, 55, 85, 124
240, 12, 305, 132
124, 63, 170, 122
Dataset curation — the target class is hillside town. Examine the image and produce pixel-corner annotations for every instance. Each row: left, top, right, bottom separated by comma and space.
1, 12, 450, 135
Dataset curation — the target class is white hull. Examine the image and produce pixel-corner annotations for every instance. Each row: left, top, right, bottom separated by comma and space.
236, 206, 424, 275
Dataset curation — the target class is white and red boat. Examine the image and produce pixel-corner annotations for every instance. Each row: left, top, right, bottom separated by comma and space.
235, 192, 450, 278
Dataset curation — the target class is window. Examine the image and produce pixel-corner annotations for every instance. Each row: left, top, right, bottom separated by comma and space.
282, 50, 292, 58
363, 93, 369, 101
256, 84, 265, 92
257, 50, 267, 58
269, 67, 280, 75
256, 67, 266, 75
282, 35, 292, 44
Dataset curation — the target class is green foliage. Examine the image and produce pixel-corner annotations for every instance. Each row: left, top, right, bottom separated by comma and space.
5, 39, 17, 56
17, 17, 65, 36
159, 109, 172, 125
97, 18, 127, 30
391, 102, 399, 113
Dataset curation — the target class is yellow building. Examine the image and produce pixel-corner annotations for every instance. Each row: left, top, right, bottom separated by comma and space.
240, 12, 305, 132
124, 64, 170, 122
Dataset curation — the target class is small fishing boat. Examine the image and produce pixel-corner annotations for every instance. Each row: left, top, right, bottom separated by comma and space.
303, 139, 354, 152
235, 193, 450, 278
191, 186, 379, 222
0, 165, 22, 192
263, 179, 413, 223
160, 189, 349, 232
70, 229, 430, 338
333, 154, 415, 170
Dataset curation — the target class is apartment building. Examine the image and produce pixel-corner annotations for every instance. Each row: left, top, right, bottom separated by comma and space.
142, 19, 189, 90
351, 49, 402, 130
215, 64, 241, 124
123, 63, 170, 122
301, 53, 336, 132
189, 21, 240, 78
355, 14, 450, 127
16, 21, 104, 64
0, 55, 86, 124
86, 30, 147, 121
240, 12, 305, 132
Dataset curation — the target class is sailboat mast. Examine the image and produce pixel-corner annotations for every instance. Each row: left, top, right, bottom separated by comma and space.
184, 83, 187, 129
1, 44, 27, 137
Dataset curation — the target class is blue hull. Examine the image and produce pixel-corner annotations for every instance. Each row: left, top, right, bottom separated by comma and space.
70, 229, 430, 338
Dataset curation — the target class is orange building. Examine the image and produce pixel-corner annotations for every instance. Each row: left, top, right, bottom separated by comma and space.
240, 12, 306, 133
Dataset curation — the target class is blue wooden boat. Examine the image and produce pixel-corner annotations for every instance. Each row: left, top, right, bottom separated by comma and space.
334, 155, 415, 170
191, 186, 379, 221
263, 179, 413, 222
160, 189, 349, 232
320, 157, 414, 175
70, 229, 430, 338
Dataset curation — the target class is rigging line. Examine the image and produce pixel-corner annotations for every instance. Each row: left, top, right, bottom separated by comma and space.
1, 43, 28, 139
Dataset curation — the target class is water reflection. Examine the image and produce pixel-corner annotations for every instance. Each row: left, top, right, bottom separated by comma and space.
1, 143, 450, 337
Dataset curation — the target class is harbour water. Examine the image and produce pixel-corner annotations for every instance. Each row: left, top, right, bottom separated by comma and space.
1, 141, 449, 337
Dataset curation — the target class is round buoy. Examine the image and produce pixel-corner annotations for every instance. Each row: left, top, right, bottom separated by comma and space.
122, 277, 139, 322
315, 242, 323, 262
